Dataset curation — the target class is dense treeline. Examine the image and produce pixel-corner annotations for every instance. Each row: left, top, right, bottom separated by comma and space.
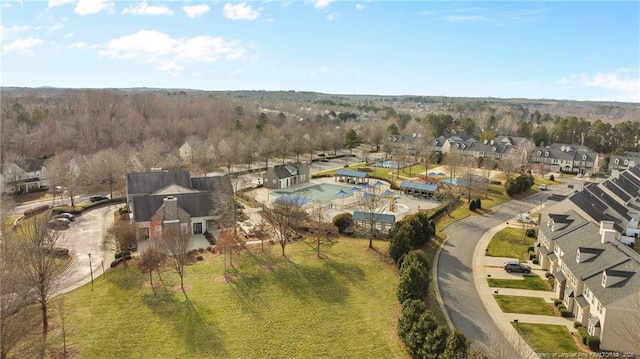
2, 89, 638, 172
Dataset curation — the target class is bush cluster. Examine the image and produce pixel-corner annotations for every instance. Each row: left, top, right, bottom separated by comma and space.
505, 174, 535, 196
388, 211, 435, 265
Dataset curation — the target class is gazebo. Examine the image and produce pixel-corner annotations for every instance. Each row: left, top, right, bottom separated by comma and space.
335, 169, 369, 185
400, 180, 438, 198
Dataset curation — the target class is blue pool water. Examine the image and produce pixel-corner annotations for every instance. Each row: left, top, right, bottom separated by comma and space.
273, 183, 355, 204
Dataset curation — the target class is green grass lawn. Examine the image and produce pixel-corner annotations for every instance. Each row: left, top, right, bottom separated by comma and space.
512, 323, 583, 355
494, 295, 555, 315
487, 275, 550, 291
486, 227, 535, 260
45, 238, 407, 359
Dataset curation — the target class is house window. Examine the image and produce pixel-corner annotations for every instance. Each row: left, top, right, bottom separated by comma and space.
597, 300, 603, 314
537, 150, 542, 156
615, 158, 620, 164
582, 154, 587, 160
545, 151, 549, 157
584, 287, 591, 300
624, 159, 629, 165
193, 222, 203, 234
601, 272, 607, 287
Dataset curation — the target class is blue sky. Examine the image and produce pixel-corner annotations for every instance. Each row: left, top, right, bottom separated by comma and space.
2, 1, 639, 102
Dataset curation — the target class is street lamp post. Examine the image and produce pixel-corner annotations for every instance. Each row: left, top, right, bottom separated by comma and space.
88, 253, 94, 291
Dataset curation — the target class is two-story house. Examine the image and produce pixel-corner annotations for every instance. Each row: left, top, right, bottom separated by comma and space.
530, 144, 599, 175
1, 158, 48, 194
536, 213, 640, 353
608, 152, 640, 174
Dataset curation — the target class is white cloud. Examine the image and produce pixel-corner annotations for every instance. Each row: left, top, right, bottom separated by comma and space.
326, 13, 338, 21
100, 30, 246, 75
558, 69, 640, 102
355, 3, 365, 10
182, 4, 210, 18
314, 0, 331, 9
310, 65, 329, 76
74, 0, 114, 16
64, 32, 75, 38
2, 2, 12, 8
2, 37, 44, 54
67, 41, 90, 49
223, 2, 260, 20
1, 25, 29, 40
48, 0, 75, 8
122, 1, 174, 16
48, 25, 64, 33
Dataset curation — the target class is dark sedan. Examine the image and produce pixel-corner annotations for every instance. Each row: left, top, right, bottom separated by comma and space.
503, 261, 531, 273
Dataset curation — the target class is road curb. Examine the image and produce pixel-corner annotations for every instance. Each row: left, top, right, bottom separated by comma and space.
433, 234, 454, 330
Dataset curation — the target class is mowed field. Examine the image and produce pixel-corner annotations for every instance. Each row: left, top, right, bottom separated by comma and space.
47, 238, 407, 359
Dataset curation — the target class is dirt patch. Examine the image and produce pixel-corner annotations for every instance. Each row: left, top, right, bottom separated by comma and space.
260, 263, 278, 272
171, 284, 193, 293
142, 280, 163, 289
214, 275, 237, 284
49, 344, 80, 359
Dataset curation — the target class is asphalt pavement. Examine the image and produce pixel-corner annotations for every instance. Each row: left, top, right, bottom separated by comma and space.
51, 204, 120, 297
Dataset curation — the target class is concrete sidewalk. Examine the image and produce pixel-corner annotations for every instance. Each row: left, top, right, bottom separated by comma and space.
473, 222, 579, 359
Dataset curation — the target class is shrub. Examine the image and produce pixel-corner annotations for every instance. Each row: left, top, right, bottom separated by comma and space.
545, 272, 555, 279
587, 336, 600, 351
557, 304, 566, 311
332, 213, 354, 234
553, 299, 563, 306
527, 246, 535, 252
196, 255, 204, 261
475, 198, 482, 209
110, 258, 123, 268
469, 200, 477, 211
573, 321, 582, 328
549, 174, 555, 181
24, 205, 50, 218
559, 309, 572, 317
532, 258, 539, 264
577, 327, 589, 344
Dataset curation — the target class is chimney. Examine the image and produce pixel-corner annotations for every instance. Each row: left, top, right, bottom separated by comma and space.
599, 221, 616, 244
163, 196, 179, 222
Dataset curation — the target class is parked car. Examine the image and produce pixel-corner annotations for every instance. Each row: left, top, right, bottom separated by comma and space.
55, 212, 76, 221
538, 184, 547, 191
47, 218, 70, 230
516, 213, 536, 224
90, 195, 109, 202
503, 261, 531, 273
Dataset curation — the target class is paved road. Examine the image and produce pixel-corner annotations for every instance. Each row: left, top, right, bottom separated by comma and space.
51, 204, 120, 296
438, 198, 537, 351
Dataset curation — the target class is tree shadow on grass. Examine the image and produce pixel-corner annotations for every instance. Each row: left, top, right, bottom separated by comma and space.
269, 258, 355, 304
107, 265, 144, 290
141, 287, 228, 357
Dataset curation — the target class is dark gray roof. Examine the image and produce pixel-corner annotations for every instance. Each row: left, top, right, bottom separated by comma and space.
621, 171, 640, 188
271, 162, 306, 179
132, 192, 214, 222
585, 184, 631, 221
353, 211, 395, 224
583, 254, 640, 305
127, 171, 192, 195
336, 169, 369, 178
575, 295, 589, 308
614, 173, 640, 197
400, 181, 438, 192
629, 164, 640, 177
568, 191, 621, 229
191, 176, 233, 194
601, 180, 631, 202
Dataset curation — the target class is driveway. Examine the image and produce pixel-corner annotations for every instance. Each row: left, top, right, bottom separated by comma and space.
51, 204, 120, 296
437, 199, 537, 351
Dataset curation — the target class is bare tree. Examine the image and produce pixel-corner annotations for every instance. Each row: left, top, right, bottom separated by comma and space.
106, 221, 138, 253
159, 225, 192, 298
1, 229, 36, 359
269, 193, 309, 256
56, 297, 71, 359
355, 184, 388, 249
137, 246, 166, 292
46, 151, 81, 207
81, 148, 126, 198
444, 152, 463, 180
309, 203, 339, 257
13, 211, 65, 340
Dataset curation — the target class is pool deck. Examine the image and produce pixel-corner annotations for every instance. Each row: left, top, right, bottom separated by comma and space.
254, 176, 440, 222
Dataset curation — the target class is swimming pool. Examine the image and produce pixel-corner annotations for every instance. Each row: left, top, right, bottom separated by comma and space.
273, 183, 355, 204
373, 160, 416, 168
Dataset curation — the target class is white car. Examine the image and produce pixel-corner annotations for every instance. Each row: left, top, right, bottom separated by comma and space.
538, 184, 547, 191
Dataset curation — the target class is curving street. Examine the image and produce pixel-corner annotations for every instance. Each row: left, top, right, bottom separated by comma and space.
438, 198, 537, 351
